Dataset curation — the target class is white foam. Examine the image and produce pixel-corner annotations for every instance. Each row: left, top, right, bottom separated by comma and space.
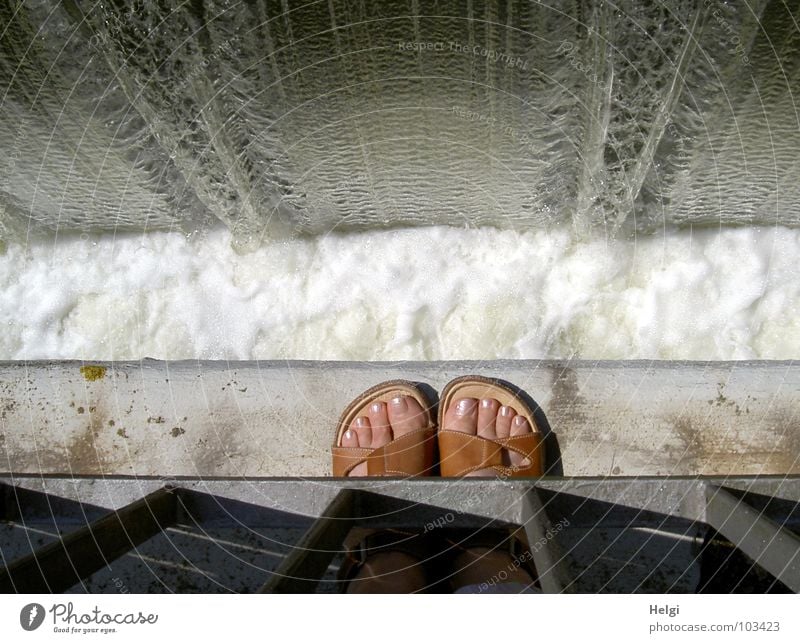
1, 225, 798, 361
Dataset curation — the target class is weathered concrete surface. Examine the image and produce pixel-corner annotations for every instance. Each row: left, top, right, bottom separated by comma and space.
0, 360, 798, 476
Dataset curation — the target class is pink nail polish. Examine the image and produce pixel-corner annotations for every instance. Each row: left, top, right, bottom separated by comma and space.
390, 396, 408, 411
370, 402, 383, 414
455, 399, 476, 416
514, 416, 527, 427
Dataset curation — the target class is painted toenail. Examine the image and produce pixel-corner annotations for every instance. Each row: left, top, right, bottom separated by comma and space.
480, 398, 495, 409
514, 416, 527, 426
455, 399, 476, 416
500, 406, 513, 417
370, 402, 383, 414
390, 396, 408, 411
355, 417, 367, 427
344, 429, 354, 440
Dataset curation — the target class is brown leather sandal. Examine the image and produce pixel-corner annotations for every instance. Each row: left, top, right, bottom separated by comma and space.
332, 380, 437, 477
437, 375, 545, 477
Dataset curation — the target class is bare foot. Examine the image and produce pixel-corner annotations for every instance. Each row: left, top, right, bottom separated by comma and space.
340, 395, 429, 476
441, 397, 533, 476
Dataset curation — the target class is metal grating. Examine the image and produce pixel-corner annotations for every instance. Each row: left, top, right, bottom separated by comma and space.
1, 476, 798, 593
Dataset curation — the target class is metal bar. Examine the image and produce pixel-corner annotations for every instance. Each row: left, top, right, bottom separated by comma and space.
0, 482, 7, 520
520, 487, 573, 593
260, 489, 357, 594
0, 487, 178, 593
705, 485, 800, 593
4, 476, 800, 526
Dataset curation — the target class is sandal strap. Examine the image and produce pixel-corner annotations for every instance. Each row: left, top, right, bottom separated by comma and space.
438, 430, 545, 477
332, 426, 436, 476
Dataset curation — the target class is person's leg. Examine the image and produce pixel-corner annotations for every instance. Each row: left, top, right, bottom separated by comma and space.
448, 547, 536, 593
441, 395, 538, 591
346, 552, 428, 594
338, 392, 432, 592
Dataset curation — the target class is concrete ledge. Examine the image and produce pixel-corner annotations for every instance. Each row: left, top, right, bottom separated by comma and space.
0, 360, 798, 477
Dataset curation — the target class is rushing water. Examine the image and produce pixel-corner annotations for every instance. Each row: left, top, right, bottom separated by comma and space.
1, 1, 799, 360
2, 224, 799, 361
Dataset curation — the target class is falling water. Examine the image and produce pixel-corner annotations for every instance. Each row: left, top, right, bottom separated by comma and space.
2, 0, 799, 249
1, 1, 799, 361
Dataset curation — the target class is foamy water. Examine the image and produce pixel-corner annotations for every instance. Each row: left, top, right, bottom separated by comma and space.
3, 2, 798, 365
1, 225, 798, 361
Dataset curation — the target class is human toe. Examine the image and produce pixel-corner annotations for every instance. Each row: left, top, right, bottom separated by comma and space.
511, 414, 531, 437
386, 395, 428, 438
477, 398, 500, 440
443, 397, 479, 434
495, 405, 516, 439
509, 414, 534, 468
343, 417, 372, 477
367, 402, 392, 446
